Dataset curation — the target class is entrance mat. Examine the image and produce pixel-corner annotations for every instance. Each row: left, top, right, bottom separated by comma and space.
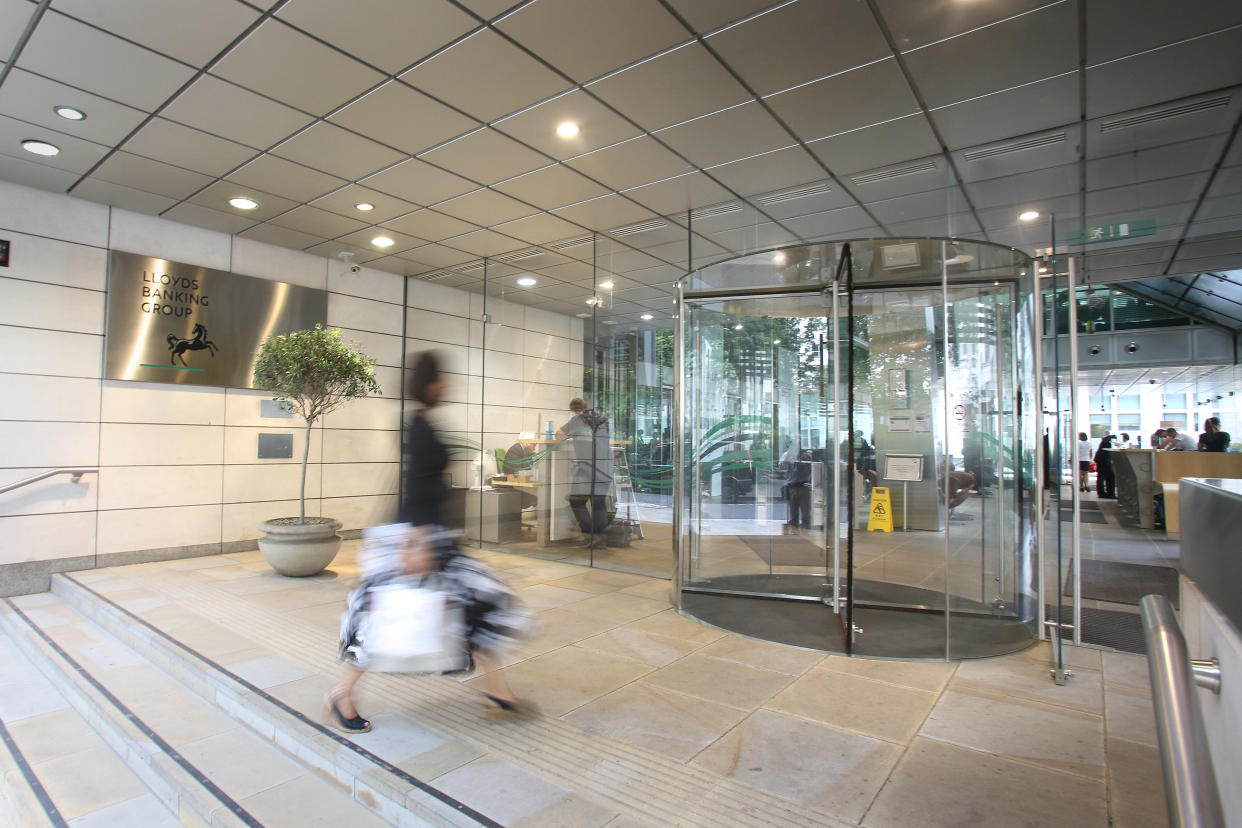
1063, 559, 1178, 608
1059, 509, 1107, 524
1047, 605, 1147, 655
738, 535, 827, 567
1059, 500, 1102, 511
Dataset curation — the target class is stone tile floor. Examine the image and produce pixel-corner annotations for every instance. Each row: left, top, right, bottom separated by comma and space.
39, 542, 1168, 827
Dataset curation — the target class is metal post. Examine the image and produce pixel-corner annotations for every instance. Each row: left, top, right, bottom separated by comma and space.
831, 270, 842, 615
1067, 256, 1082, 646
674, 282, 686, 603
941, 241, 952, 661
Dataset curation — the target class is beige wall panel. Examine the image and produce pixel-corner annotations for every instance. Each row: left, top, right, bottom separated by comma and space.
231, 237, 328, 289
222, 463, 322, 503
0, 421, 99, 468
0, 230, 106, 291
0, 374, 101, 422
409, 280, 471, 317
335, 326, 403, 367
320, 494, 399, 531
0, 468, 97, 517
483, 324, 524, 355
321, 428, 400, 463
96, 504, 222, 555
0, 511, 97, 565
327, 262, 404, 305
97, 465, 224, 510
222, 425, 322, 465
328, 292, 403, 335
108, 208, 232, 272
0, 326, 103, 378
371, 364, 402, 399
525, 305, 575, 339
99, 423, 223, 466
223, 388, 310, 427
406, 338, 468, 375
405, 307, 470, 346
481, 348, 524, 379
100, 381, 226, 425
523, 355, 576, 386
0, 180, 109, 247
483, 377, 525, 407
321, 462, 399, 498
481, 404, 528, 434
320, 396, 401, 431
0, 278, 105, 334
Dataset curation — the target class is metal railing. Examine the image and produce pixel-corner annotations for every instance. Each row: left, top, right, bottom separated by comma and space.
0, 468, 97, 496
1139, 594, 1225, 828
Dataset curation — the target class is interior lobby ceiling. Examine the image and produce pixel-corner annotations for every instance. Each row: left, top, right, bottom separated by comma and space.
0, 0, 1240, 332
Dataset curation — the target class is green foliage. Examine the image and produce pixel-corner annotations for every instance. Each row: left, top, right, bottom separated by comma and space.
253, 324, 380, 426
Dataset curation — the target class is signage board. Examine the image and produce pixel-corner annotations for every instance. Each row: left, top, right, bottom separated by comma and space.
104, 250, 327, 388
1066, 220, 1156, 245
0, 238, 8, 267
883, 453, 924, 482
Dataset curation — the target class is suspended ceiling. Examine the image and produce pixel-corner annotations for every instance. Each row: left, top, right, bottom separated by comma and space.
1, 0, 1241, 331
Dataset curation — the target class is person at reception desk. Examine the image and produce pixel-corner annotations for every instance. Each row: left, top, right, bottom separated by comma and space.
1158, 427, 1196, 451
555, 397, 614, 546
1198, 417, 1231, 452
502, 439, 540, 509
1094, 433, 1117, 499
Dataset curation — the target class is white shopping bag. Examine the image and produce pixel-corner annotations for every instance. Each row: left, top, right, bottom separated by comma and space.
359, 581, 469, 674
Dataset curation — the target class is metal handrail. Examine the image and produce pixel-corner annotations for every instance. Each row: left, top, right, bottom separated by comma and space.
0, 468, 97, 496
1139, 594, 1226, 828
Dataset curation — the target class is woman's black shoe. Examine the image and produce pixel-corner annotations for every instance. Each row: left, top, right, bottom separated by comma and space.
323, 693, 371, 733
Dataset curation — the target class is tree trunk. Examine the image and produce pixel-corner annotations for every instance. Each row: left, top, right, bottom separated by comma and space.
300, 421, 312, 521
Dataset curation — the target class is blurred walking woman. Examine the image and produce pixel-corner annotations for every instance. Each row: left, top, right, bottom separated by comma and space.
325, 351, 534, 733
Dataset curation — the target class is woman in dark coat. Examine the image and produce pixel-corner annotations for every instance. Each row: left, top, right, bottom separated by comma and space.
325, 352, 535, 733
1094, 434, 1117, 499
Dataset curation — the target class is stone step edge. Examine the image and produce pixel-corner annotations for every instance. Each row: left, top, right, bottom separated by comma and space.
0, 599, 257, 828
0, 667, 67, 828
49, 575, 505, 828
60, 571, 858, 828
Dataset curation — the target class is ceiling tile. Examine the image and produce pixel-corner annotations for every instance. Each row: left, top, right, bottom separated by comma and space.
90, 151, 214, 200
1087, 91, 1241, 158
396, 243, 476, 269
493, 89, 642, 159
383, 209, 476, 241
1087, 29, 1242, 120
18, 12, 195, 110
588, 43, 750, 132
765, 59, 918, 142
491, 212, 586, 244
709, 145, 826, 197
311, 184, 419, 223
967, 163, 1079, 211
163, 74, 314, 149
269, 204, 370, 239
0, 114, 109, 175
566, 136, 694, 190
419, 128, 549, 185
361, 158, 476, 205
552, 194, 661, 232
1207, 166, 1242, 199
162, 201, 258, 235
72, 178, 177, 215
845, 157, 946, 203
278, 0, 478, 74
334, 227, 425, 256
663, 0, 775, 34
624, 172, 733, 216
211, 19, 385, 116
239, 222, 322, 250
598, 245, 670, 272
187, 180, 300, 222
0, 69, 149, 147
873, 0, 1049, 52
932, 74, 1079, 151
656, 102, 793, 168
399, 29, 569, 122
328, 80, 479, 156
0, 1, 35, 59
497, 0, 688, 83
777, 205, 878, 240
1086, 0, 1242, 65
353, 254, 408, 276
807, 114, 941, 176
951, 129, 1078, 185
441, 229, 524, 257
272, 121, 405, 181
226, 153, 347, 202
446, 0, 511, 21
1086, 175, 1208, 216
1088, 136, 1226, 191
124, 117, 257, 178
434, 188, 539, 225
50, 0, 260, 66
907, 6, 1078, 109
707, 0, 890, 97
493, 164, 609, 210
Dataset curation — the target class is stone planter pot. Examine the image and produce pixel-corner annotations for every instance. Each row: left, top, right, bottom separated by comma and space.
257, 517, 342, 577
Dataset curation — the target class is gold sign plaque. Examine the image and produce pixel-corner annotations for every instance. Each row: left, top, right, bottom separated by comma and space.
104, 250, 327, 388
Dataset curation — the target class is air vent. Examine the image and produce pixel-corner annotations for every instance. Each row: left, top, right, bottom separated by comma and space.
550, 236, 593, 250
1100, 95, 1230, 134
610, 219, 667, 237
455, 261, 485, 273
496, 249, 542, 262
851, 160, 938, 186
757, 183, 831, 205
691, 202, 742, 220
962, 132, 1066, 162
417, 272, 450, 281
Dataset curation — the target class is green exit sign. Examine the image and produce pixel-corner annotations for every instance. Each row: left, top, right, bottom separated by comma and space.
1066, 220, 1156, 245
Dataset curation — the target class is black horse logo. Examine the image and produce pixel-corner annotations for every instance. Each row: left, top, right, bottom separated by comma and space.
167, 323, 218, 366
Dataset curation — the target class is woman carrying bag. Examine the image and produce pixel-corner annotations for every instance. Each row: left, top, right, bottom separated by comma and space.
325, 351, 535, 733
1094, 434, 1117, 499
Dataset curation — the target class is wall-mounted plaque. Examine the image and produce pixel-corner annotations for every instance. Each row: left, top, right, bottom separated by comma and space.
889, 416, 912, 433
883, 453, 924, 482
880, 242, 920, 270
258, 433, 294, 459
104, 251, 327, 388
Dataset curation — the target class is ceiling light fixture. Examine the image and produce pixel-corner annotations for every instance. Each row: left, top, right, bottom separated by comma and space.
576, 312, 591, 318
640, 313, 653, 320
556, 122, 580, 138
602, 319, 616, 325
1019, 210, 1040, 222
355, 202, 374, 212
371, 236, 395, 248
1038, 266, 1049, 274
598, 280, 614, 289
21, 139, 59, 156
773, 339, 782, 345
516, 276, 537, 287
229, 196, 259, 210
734, 323, 744, 330
53, 106, 85, 121
586, 297, 600, 306
773, 252, 787, 265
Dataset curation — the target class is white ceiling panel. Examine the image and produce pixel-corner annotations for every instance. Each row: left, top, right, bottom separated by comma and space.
587, 43, 750, 133
162, 201, 258, 235
874, 0, 1050, 52
382, 209, 477, 242
493, 89, 641, 160
211, 20, 385, 117
497, 0, 688, 83
808, 114, 940, 176
400, 29, 569, 123
866, 187, 963, 225
278, 0, 478, 75
50, 0, 261, 67
269, 205, 369, 239
162, 74, 314, 150
1087, 136, 1226, 191
967, 164, 1080, 211
1171, 232, 1242, 273
420, 128, 549, 186
0, 113, 107, 174
310, 184, 419, 224
328, 80, 478, 156
397, 243, 475, 269
708, 146, 826, 198
1194, 194, 1242, 223
124, 117, 257, 179
952, 129, 1079, 185
18, 12, 195, 110
494, 164, 610, 211
1086, 90, 1240, 157
334, 227, 424, 257
566, 136, 694, 191
491, 212, 585, 245
1085, 176, 1208, 216
226, 153, 347, 203
272, 121, 405, 181
886, 211, 981, 239
443, 229, 524, 257
707, 0, 890, 98
239, 222, 322, 251
623, 172, 733, 217
846, 157, 945, 203
0, 0, 35, 60
663, 0, 775, 34
765, 59, 918, 143
932, 73, 1080, 152
0, 69, 149, 147
90, 151, 214, 200
435, 188, 539, 226
72, 178, 177, 215
552, 194, 661, 232
902, 2, 1077, 109
1085, 0, 1242, 64
360, 158, 476, 206
655, 102, 792, 168
187, 180, 300, 222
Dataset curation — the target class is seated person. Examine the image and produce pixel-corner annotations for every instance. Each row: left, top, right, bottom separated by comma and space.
1198, 417, 1231, 452
941, 460, 975, 518
1158, 427, 1196, 451
502, 440, 538, 509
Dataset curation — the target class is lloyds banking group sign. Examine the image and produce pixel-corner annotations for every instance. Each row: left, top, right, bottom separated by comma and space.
104, 250, 327, 388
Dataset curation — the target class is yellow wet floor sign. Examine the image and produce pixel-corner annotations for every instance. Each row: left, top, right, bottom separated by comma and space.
868, 487, 893, 532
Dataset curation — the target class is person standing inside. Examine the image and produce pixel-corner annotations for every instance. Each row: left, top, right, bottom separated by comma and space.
781, 446, 812, 533
1077, 432, 1092, 492
556, 397, 614, 546
1198, 417, 1231, 452
1094, 434, 1117, 499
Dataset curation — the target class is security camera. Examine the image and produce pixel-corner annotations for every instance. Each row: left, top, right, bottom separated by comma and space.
350, 264, 361, 273
1126, 341, 1138, 354
1149, 379, 1157, 384
339, 251, 359, 273
1088, 344, 1101, 356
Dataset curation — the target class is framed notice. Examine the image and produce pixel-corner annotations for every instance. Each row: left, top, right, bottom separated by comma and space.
883, 453, 924, 482
880, 242, 920, 270
889, 416, 912, 433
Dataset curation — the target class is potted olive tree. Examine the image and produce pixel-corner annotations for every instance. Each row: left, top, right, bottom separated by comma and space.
253, 323, 380, 576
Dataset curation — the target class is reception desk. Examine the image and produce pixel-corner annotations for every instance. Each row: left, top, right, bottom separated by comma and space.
1112, 449, 1242, 529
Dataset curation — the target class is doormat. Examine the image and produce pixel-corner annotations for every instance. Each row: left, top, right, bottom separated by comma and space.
1046, 605, 1148, 654
1063, 559, 1179, 608
1059, 510, 1107, 524
739, 535, 827, 567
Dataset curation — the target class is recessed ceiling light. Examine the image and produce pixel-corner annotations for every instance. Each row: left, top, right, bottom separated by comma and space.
598, 280, 614, 289
21, 139, 59, 156
53, 106, 85, 121
1038, 266, 1049, 274
228, 196, 259, 210
556, 122, 580, 138
576, 312, 591, 318
371, 236, 395, 248
355, 202, 374, 212
1019, 210, 1040, 222
733, 323, 744, 330
773, 252, 787, 265
773, 339, 782, 345
586, 297, 600, 306
602, 319, 616, 325
516, 276, 537, 287
640, 313, 653, 320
